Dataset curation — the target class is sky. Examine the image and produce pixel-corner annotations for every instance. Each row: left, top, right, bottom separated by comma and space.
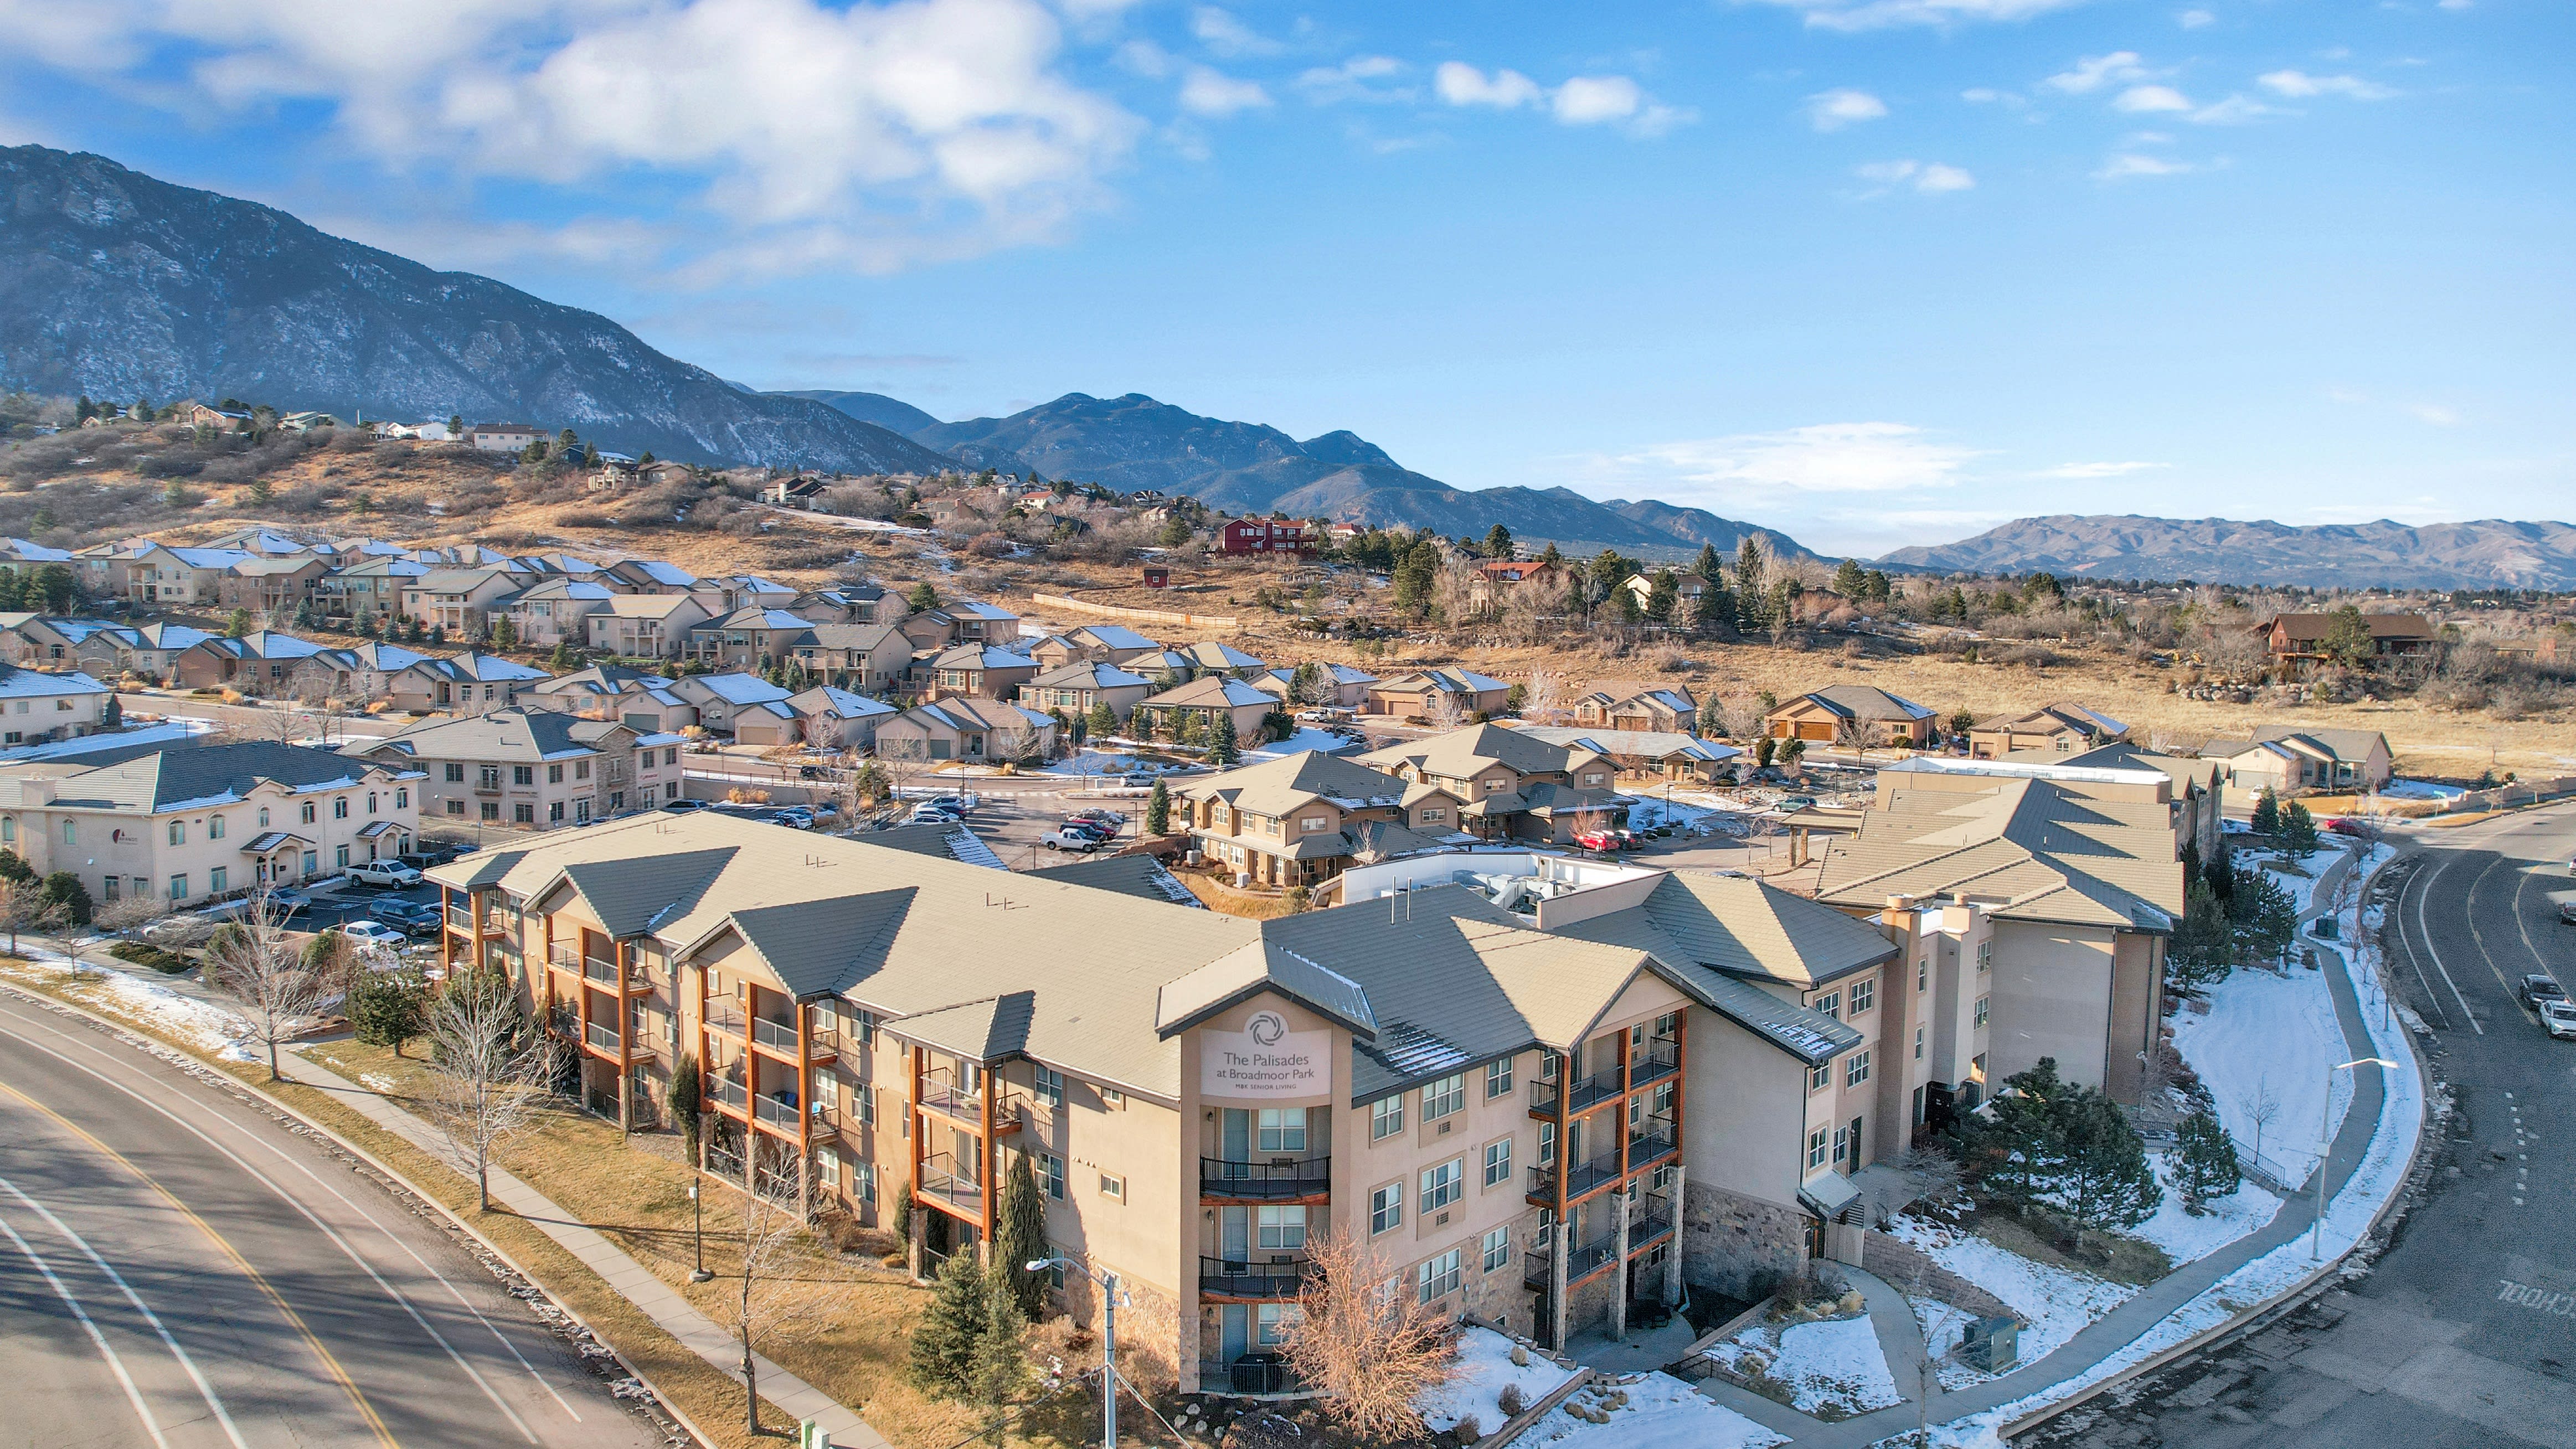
1, 0, 2568, 556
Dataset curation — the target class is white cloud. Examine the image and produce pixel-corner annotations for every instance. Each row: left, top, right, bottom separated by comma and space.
1856, 159, 1974, 193
0, 0, 1145, 280
1806, 87, 1888, 130
2409, 403, 2461, 426
1296, 55, 1411, 104
1435, 61, 1543, 110
2046, 51, 2152, 94
1612, 421, 1982, 494
1178, 65, 1269, 117
2113, 84, 2194, 113
2178, 7, 2214, 27
1739, 0, 2083, 32
2438, 0, 2471, 9
2037, 461, 2166, 478
2259, 69, 2397, 100
1188, 6, 1280, 57
1113, 39, 1173, 76
2186, 94, 2277, 123
1555, 75, 1644, 125
2095, 152, 2198, 178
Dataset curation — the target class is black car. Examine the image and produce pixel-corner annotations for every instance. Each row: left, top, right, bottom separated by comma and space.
2523, 974, 2567, 1009
400, 841, 476, 870
369, 898, 445, 935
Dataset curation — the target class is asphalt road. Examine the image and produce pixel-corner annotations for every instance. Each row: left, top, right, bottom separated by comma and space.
2024, 803, 2576, 1449
0, 990, 669, 1449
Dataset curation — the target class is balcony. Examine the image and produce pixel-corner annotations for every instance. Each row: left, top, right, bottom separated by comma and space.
584, 1020, 620, 1055
710, 1075, 748, 1111
921, 1154, 984, 1219
1527, 1152, 1622, 1205
1632, 1192, 1676, 1246
1627, 1039, 1679, 1090
1626, 1116, 1678, 1170
1531, 1066, 1624, 1119
1199, 1255, 1314, 1299
548, 943, 579, 970
1199, 1157, 1332, 1202
753, 1092, 801, 1131
1522, 1230, 1620, 1289
581, 955, 620, 986
706, 1002, 748, 1037
446, 905, 477, 934
919, 1074, 984, 1123
750, 1017, 799, 1055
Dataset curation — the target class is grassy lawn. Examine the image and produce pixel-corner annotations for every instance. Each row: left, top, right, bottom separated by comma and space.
0, 958, 1112, 1449
1970, 1205, 2173, 1288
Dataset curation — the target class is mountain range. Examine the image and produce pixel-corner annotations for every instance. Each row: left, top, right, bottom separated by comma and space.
0, 146, 951, 475
1878, 515, 2576, 590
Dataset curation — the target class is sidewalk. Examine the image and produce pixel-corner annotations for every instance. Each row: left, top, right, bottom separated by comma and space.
1707, 836, 2405, 1445
274, 1047, 887, 1449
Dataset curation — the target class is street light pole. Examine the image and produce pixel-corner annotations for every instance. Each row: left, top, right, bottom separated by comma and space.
689, 1183, 714, 1283
2312, 1058, 2397, 1260
1033, 1256, 1119, 1449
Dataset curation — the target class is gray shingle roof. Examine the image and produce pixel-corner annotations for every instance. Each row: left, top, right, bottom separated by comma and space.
44, 741, 411, 812
558, 849, 740, 937
728, 888, 919, 997
1810, 777, 2183, 931
890, 992, 1038, 1061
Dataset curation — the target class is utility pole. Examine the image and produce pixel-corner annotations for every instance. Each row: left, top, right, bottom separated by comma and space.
1035, 1256, 1120, 1449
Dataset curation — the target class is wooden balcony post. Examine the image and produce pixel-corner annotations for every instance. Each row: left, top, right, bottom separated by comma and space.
1610, 1189, 1630, 1342
1548, 1218, 1570, 1351
797, 1001, 813, 1220
978, 1062, 997, 1251
615, 940, 632, 1139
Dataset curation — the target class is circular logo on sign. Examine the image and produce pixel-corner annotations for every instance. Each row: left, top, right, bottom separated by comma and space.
1248, 1010, 1286, 1046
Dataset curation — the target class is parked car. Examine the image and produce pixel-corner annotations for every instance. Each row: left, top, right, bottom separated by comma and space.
368, 898, 444, 935
346, 860, 424, 889
917, 793, 977, 814
906, 806, 962, 826
663, 798, 710, 813
1775, 795, 1817, 812
1573, 828, 1620, 853
2559, 900, 2576, 925
2324, 817, 2371, 838
2522, 974, 2567, 1009
1071, 808, 1127, 827
1039, 829, 1106, 853
142, 912, 217, 944
336, 920, 412, 950
400, 841, 476, 869
767, 811, 813, 830
1060, 818, 1117, 840
2543, 999, 2576, 1041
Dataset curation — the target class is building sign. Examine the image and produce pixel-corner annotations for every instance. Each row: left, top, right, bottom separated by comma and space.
1201, 1010, 1328, 1099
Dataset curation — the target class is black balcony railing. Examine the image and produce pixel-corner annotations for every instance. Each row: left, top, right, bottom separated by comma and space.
1627, 1117, 1678, 1168
1522, 1230, 1620, 1288
1526, 1151, 1621, 1203
1198, 1256, 1314, 1298
1627, 1039, 1679, 1089
1564, 1066, 1624, 1115
1199, 1157, 1332, 1200
1199, 1355, 1298, 1396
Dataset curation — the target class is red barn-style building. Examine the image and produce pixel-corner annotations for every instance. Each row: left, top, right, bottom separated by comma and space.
1218, 518, 1318, 555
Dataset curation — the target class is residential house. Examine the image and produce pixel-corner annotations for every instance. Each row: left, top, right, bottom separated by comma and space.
1365, 667, 1512, 721
1356, 725, 1624, 845
466, 422, 543, 453
1809, 774, 2182, 1103
526, 665, 674, 717
317, 556, 430, 625
1502, 725, 1738, 783
789, 584, 909, 627
786, 623, 915, 696
669, 673, 795, 735
894, 600, 1022, 651
599, 677, 700, 735
600, 559, 700, 592
688, 608, 822, 671
125, 545, 255, 606
0, 741, 423, 904
690, 575, 799, 616
1763, 686, 1936, 749
1245, 663, 1380, 710
502, 579, 619, 648
198, 528, 318, 557
1127, 647, 1199, 682
2251, 612, 2437, 662
1, 617, 123, 669
1019, 662, 1155, 724
588, 594, 716, 659
1967, 703, 2131, 759
2209, 727, 2394, 796
1217, 518, 1317, 555
787, 687, 898, 750
0, 666, 112, 747
762, 475, 831, 508
874, 697, 1058, 764
925, 644, 1042, 701
212, 556, 330, 616
1617, 571, 1709, 612
1901, 744, 2227, 865
1027, 625, 1162, 670
380, 652, 554, 714
171, 631, 337, 693
1178, 640, 1266, 675
1466, 559, 1564, 612
400, 567, 528, 638
1177, 751, 1461, 889
365, 708, 681, 827
1133, 675, 1277, 742
1572, 687, 1698, 734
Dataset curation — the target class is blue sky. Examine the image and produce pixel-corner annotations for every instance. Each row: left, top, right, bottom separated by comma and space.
2, 0, 2567, 555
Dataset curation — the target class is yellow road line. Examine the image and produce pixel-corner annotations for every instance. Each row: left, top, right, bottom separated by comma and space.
0, 1077, 401, 1449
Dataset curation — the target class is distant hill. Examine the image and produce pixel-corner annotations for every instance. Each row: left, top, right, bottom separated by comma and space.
905, 391, 1818, 561
1879, 514, 2576, 590
774, 388, 944, 437
0, 145, 957, 475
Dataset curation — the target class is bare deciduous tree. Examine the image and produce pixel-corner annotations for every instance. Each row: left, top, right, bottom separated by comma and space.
89, 894, 168, 941
718, 1144, 833, 1436
1521, 669, 1565, 725
419, 966, 556, 1210
1423, 688, 1466, 733
2237, 1075, 2283, 1178
0, 878, 64, 955
207, 890, 348, 1081
1281, 1232, 1454, 1440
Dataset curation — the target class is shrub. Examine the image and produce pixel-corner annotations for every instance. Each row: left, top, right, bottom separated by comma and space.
1496, 1383, 1527, 1417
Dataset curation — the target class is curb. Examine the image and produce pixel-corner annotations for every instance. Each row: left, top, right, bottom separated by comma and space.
1997, 843, 2430, 1442
0, 975, 723, 1449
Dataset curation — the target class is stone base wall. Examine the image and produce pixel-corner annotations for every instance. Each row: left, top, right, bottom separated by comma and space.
1682, 1179, 1807, 1300
1062, 1267, 1183, 1393
1858, 1230, 2012, 1321
1564, 1265, 1622, 1339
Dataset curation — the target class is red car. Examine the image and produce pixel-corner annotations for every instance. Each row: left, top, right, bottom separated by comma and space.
2325, 818, 2372, 838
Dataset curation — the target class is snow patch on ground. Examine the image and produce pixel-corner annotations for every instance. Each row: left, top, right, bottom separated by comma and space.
2129, 1155, 2282, 1265
1521, 1370, 1785, 1449
1706, 1314, 1902, 1416
1415, 1326, 1573, 1433
1910, 1298, 1986, 1393
2172, 952, 2351, 1190
0, 949, 257, 1058
1885, 1216, 2135, 1373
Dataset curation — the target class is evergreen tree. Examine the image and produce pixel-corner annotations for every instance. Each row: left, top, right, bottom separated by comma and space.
2249, 787, 2281, 836
1832, 558, 1866, 596
1084, 700, 1118, 740
40, 871, 91, 926
2169, 874, 2235, 989
225, 608, 253, 638
348, 963, 429, 1055
2281, 801, 2320, 855
1863, 569, 1893, 602
0, 849, 34, 885
1644, 570, 1679, 623
994, 1153, 1049, 1319
1612, 586, 1644, 625
1392, 540, 1440, 617
908, 580, 940, 611
1210, 713, 1240, 766
667, 1052, 703, 1163
2173, 1107, 2241, 1215
1733, 537, 1768, 617
1953, 1058, 2067, 1210
1691, 580, 1733, 636
1145, 778, 1171, 835
101, 696, 121, 728
550, 641, 578, 671
1690, 542, 1724, 587
2052, 1084, 2163, 1236
1697, 694, 1725, 738
970, 1275, 1032, 1446
1753, 736, 1775, 768
1482, 523, 1513, 560
909, 1251, 990, 1398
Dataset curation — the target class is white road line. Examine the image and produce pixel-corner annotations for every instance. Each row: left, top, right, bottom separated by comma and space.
0, 1173, 249, 1449
2412, 852, 2485, 1034
0, 1013, 542, 1443
0, 1210, 171, 1449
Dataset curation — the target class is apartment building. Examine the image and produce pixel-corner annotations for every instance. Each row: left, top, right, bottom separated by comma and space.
430, 815, 1913, 1390
1175, 751, 1461, 889
1356, 725, 1624, 845
363, 707, 682, 829
0, 741, 422, 905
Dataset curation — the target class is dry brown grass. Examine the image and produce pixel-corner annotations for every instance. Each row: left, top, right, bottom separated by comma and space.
1180, 871, 1300, 919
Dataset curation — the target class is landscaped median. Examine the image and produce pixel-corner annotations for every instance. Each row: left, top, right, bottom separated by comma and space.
0, 949, 1106, 1449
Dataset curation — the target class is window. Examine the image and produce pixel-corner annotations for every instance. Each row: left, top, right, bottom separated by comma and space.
445, 763, 465, 782
208, 816, 225, 840
259, 806, 272, 828
1814, 990, 1840, 1018
1258, 1107, 1307, 1153
1420, 807, 1445, 822
333, 797, 348, 819
1975, 996, 1991, 1028
479, 803, 499, 821
855, 1160, 876, 1204
1850, 979, 1874, 1014
1808, 1062, 1831, 1094
513, 803, 534, 824
1256, 1204, 1306, 1250
1301, 814, 1329, 833
1483, 1137, 1512, 1187
1422, 1073, 1464, 1122
1846, 1051, 1872, 1087
1255, 1303, 1298, 1347
1420, 1158, 1463, 1214
575, 760, 591, 780
1485, 1058, 1513, 1099
167, 874, 187, 900
1101, 1088, 1126, 1108
62, 821, 74, 844
548, 764, 564, 784
365, 792, 378, 815
209, 867, 226, 895
1917, 958, 1929, 992
1482, 1226, 1512, 1273
548, 801, 565, 823
1655, 1011, 1680, 1039
1039, 1153, 1065, 1200
0, 819, 10, 843
1034, 1066, 1064, 1109
1098, 1173, 1125, 1202
334, 844, 349, 869
479, 766, 501, 790
816, 1147, 841, 1190
1369, 1182, 1403, 1234
1832, 1124, 1851, 1164
1537, 1121, 1555, 1167
1807, 1126, 1830, 1169
300, 802, 316, 824
168, 820, 186, 845
1371, 1094, 1405, 1141
513, 766, 534, 786
1977, 940, 1992, 973
1417, 1248, 1462, 1303
574, 800, 591, 823
1914, 1025, 1925, 1061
